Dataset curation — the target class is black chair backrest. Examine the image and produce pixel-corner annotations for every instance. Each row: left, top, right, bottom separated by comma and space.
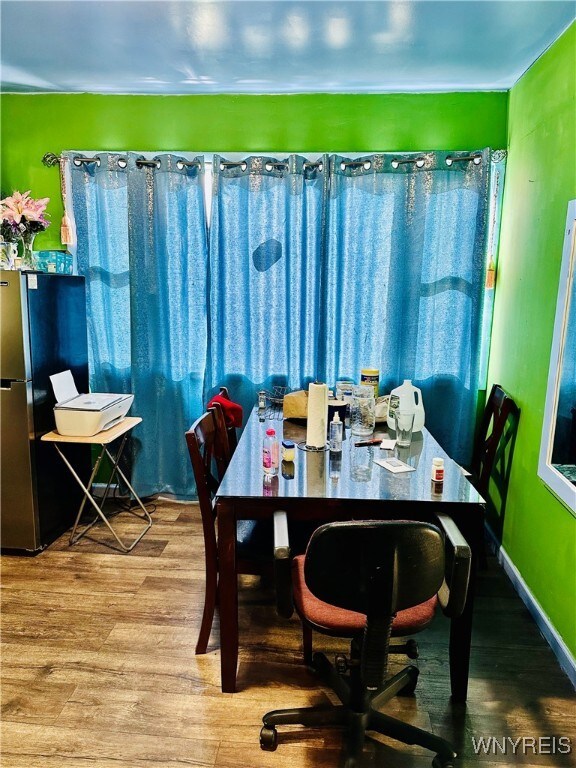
304, 521, 445, 618
471, 384, 520, 501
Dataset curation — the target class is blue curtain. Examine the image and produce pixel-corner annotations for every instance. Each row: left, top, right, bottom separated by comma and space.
69, 152, 208, 498
324, 151, 490, 464
69, 147, 493, 491
68, 154, 131, 396
207, 155, 328, 420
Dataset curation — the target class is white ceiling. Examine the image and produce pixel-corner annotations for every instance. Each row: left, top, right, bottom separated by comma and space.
1, 1, 574, 94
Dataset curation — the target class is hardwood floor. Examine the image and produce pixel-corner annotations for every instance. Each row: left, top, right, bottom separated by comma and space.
1, 500, 574, 767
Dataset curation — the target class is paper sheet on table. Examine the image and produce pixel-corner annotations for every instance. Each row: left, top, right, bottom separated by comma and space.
374, 458, 416, 473
379, 438, 397, 450
50, 370, 79, 404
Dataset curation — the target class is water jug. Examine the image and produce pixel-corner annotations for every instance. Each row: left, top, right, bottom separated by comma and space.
387, 380, 425, 433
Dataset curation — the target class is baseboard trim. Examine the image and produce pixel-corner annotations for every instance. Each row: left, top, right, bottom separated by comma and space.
487, 526, 576, 688
91, 487, 191, 505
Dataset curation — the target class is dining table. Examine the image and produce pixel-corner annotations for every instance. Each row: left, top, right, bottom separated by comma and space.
215, 407, 485, 701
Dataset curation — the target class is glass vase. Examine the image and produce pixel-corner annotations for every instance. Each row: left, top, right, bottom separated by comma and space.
20, 232, 37, 270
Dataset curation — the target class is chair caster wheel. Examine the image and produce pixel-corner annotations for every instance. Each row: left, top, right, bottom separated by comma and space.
406, 639, 419, 659
260, 726, 278, 751
312, 652, 332, 677
432, 754, 456, 768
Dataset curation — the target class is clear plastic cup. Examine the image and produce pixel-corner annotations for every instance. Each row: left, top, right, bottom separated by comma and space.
396, 410, 415, 448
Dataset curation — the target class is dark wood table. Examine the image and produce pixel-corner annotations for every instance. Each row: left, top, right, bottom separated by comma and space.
215, 409, 484, 700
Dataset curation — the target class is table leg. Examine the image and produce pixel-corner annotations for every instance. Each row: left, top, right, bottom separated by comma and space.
217, 499, 238, 693
449, 584, 474, 702
448, 505, 484, 702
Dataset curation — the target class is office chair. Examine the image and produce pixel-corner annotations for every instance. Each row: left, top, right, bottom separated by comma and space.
260, 518, 471, 768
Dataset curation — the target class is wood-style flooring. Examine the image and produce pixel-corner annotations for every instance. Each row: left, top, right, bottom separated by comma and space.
1, 500, 575, 767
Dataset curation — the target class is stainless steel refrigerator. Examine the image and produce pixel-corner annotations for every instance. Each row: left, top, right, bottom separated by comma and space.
1, 272, 91, 552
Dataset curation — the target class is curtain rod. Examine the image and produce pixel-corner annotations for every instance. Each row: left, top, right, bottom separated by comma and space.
42, 153, 201, 169
445, 153, 482, 166
219, 159, 322, 170
222, 154, 483, 170
43, 151, 482, 171
43, 152, 322, 172
341, 153, 482, 169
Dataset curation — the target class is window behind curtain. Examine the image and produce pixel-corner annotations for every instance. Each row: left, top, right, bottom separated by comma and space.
207, 150, 494, 464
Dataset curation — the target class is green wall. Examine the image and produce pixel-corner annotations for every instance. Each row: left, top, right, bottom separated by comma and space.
1, 92, 507, 249
488, 23, 576, 656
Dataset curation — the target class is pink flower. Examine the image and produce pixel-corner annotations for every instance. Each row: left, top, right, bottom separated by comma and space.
1, 190, 50, 225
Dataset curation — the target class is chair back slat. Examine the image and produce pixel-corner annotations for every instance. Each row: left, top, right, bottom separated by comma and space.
304, 521, 445, 616
185, 410, 233, 558
210, 402, 237, 467
471, 384, 520, 499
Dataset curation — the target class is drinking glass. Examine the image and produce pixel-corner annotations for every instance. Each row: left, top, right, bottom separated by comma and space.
395, 410, 415, 448
350, 444, 373, 482
350, 385, 376, 436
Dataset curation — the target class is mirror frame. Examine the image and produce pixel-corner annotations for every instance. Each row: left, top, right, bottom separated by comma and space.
538, 199, 576, 515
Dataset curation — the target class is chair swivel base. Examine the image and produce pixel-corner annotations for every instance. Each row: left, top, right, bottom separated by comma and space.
260, 653, 457, 768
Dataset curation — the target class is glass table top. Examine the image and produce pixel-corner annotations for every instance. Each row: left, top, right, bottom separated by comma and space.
217, 410, 483, 506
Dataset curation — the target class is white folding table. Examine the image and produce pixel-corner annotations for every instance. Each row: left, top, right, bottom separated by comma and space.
41, 416, 152, 552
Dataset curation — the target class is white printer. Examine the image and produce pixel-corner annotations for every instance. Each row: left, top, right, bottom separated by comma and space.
50, 370, 134, 437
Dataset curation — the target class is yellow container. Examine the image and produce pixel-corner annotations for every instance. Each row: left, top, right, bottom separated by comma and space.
360, 368, 379, 397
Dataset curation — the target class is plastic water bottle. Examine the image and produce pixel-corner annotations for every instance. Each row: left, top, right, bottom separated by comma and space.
329, 412, 343, 452
263, 428, 279, 476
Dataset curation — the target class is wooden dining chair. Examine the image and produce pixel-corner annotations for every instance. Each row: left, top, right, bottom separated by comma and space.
470, 383, 520, 544
185, 410, 274, 654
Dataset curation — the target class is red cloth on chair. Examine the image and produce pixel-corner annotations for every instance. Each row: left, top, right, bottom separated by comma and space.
208, 394, 243, 428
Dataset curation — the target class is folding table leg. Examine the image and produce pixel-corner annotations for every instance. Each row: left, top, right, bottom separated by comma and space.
104, 446, 152, 521
68, 443, 109, 544
54, 435, 152, 553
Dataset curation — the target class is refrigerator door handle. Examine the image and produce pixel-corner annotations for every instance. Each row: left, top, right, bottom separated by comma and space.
1, 378, 28, 389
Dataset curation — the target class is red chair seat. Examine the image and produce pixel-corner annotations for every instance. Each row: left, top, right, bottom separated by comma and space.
292, 555, 437, 636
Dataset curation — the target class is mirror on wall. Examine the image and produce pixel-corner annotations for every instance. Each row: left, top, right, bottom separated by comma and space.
538, 200, 576, 515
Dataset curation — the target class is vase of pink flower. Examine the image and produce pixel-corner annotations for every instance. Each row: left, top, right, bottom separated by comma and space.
0, 190, 50, 270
